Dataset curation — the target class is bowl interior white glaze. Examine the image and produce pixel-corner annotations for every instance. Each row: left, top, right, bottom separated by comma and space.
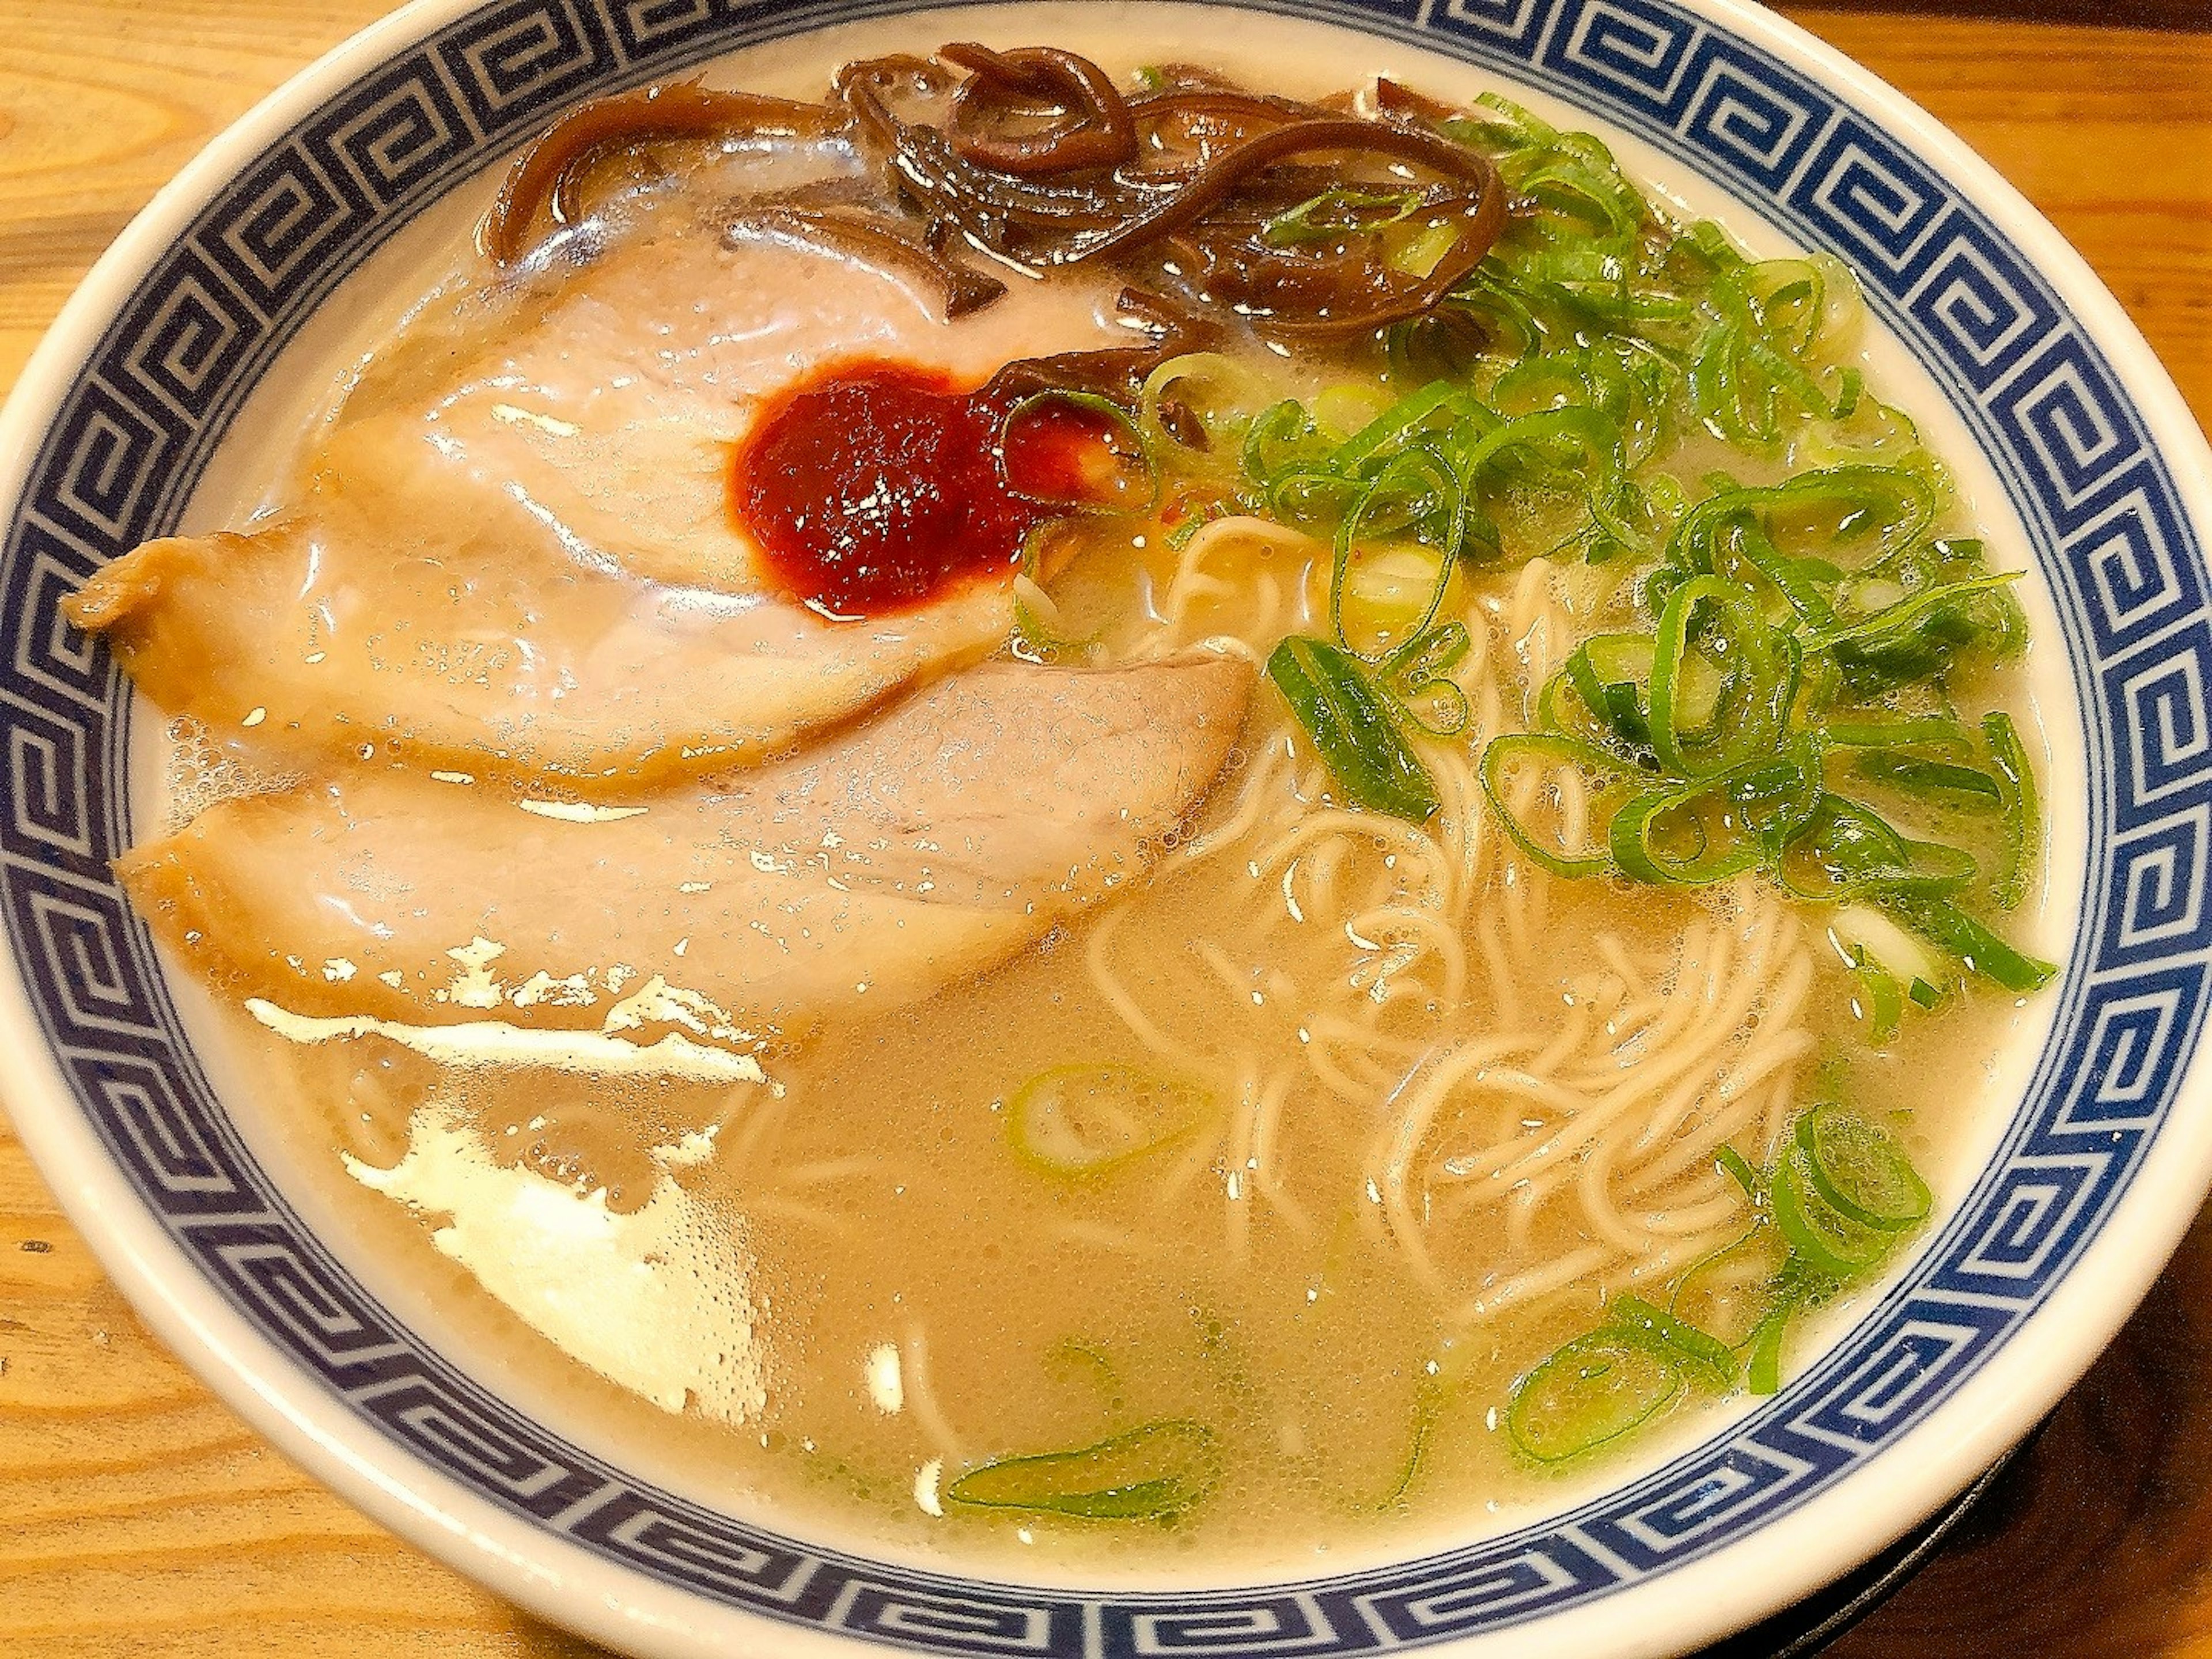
3, 2, 2210, 1656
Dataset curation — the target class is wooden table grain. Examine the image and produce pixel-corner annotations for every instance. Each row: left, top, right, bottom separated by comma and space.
0, 4, 2205, 1654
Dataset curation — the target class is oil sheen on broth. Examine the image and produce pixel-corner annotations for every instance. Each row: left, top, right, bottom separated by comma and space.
77, 36, 2058, 1572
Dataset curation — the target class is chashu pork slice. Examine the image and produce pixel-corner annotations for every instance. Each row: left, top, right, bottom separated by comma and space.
119, 656, 1251, 1043
65, 205, 1127, 793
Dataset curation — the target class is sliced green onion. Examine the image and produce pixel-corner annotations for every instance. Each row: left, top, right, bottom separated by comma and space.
1009, 522, 1096, 664
1394, 679, 1471, 738
1268, 637, 1440, 823
1474, 90, 1561, 145
1822, 715, 1974, 752
1730, 516, 1837, 628
945, 1421, 1218, 1520
1453, 406, 1647, 558
1716, 1145, 1761, 1198
1564, 632, 1656, 755
1261, 185, 1427, 248
1394, 217, 1465, 279
1141, 352, 1274, 463
1777, 794, 1976, 903
1381, 619, 1471, 684
1333, 379, 1465, 470
1796, 1107, 1931, 1231
1243, 399, 1330, 506
1831, 904, 1947, 999
1772, 1146, 1892, 1278
1850, 951, 1905, 1046
999, 390, 1158, 513
1851, 753, 2002, 804
1332, 446, 1461, 656
1514, 133, 1645, 240
1385, 306, 1490, 382
1607, 1294, 1737, 1387
1010, 574, 1096, 665
1646, 575, 1722, 774
1745, 1301, 1795, 1396
1479, 732, 1627, 877
1984, 710, 2039, 910
1808, 570, 2023, 652
1883, 895, 2056, 993
1381, 620, 1473, 737
1646, 575, 1797, 778
1669, 467, 1936, 586
1380, 1373, 1444, 1508
1506, 1331, 1683, 1464
1312, 382, 1393, 441
1609, 781, 1763, 886
1727, 736, 1830, 853
1009, 1064, 1208, 1179
1744, 334, 1856, 425
1800, 393, 1930, 469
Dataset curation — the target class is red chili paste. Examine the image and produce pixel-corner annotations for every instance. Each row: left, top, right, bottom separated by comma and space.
730, 361, 1113, 617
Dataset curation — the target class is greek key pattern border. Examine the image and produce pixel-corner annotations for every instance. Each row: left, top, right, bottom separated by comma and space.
3, 0, 2207, 1652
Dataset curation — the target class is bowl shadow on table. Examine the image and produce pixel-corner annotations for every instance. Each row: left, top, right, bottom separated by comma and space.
506, 1200, 2212, 1658
1825, 1199, 2212, 1657
1781, 1, 2211, 32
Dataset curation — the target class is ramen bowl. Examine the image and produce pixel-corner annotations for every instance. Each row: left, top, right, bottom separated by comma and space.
3, 1, 2209, 1654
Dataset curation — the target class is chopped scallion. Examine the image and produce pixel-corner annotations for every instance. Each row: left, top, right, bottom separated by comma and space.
1506, 1332, 1683, 1464
1771, 1145, 1892, 1278
1607, 1294, 1737, 1388
1983, 710, 2039, 910
945, 1421, 1219, 1520
1883, 895, 2056, 994
1267, 637, 1441, 823
1796, 1106, 1931, 1230
1008, 1064, 1209, 1179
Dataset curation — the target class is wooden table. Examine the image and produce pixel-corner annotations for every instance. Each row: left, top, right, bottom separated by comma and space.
0, 3, 2205, 1653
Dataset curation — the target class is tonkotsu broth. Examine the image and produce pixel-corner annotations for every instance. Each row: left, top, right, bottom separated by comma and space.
111, 14, 2062, 1578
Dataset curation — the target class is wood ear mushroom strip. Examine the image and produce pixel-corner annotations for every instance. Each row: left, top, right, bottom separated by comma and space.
482, 48, 1510, 344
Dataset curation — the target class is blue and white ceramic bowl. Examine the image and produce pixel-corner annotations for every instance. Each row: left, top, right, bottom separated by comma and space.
3, 2, 2209, 1654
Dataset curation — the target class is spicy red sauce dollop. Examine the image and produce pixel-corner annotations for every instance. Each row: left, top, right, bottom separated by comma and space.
730, 361, 1113, 618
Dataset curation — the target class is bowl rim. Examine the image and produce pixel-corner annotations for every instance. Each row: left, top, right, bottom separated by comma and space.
2, 1, 2210, 1656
